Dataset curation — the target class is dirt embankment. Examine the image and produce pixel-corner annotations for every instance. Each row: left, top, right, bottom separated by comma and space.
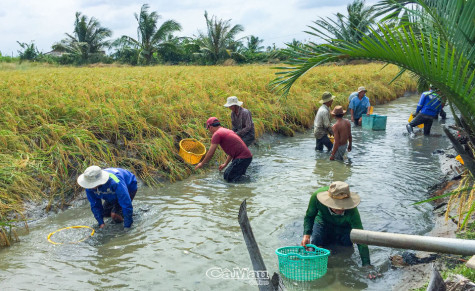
392, 148, 470, 290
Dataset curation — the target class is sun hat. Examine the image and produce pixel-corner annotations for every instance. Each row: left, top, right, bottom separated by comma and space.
331, 105, 347, 115
317, 181, 361, 210
357, 86, 367, 93
77, 166, 110, 189
319, 92, 336, 104
223, 96, 243, 107
206, 117, 221, 129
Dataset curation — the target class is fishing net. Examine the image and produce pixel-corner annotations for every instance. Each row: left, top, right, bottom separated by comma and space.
47, 226, 95, 245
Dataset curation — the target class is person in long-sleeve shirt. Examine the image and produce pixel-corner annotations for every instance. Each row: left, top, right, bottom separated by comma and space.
314, 92, 335, 151
301, 182, 370, 267
77, 166, 138, 229
224, 96, 255, 147
406, 84, 443, 136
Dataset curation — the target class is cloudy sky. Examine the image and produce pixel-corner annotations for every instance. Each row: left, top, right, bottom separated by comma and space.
0, 0, 377, 56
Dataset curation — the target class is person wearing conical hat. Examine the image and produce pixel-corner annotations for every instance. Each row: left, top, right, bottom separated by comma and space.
223, 96, 255, 147
77, 166, 138, 229
330, 106, 352, 161
301, 181, 371, 267
313, 92, 335, 152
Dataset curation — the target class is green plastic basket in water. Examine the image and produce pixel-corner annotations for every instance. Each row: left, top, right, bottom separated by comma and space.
275, 244, 330, 281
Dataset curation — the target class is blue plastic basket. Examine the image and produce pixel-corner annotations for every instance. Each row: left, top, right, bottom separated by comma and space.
275, 244, 330, 281
362, 114, 387, 131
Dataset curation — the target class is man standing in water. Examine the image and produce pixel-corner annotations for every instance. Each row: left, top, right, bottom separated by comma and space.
313, 92, 335, 152
195, 117, 252, 182
301, 181, 371, 268
224, 96, 255, 147
406, 84, 443, 136
77, 166, 137, 229
349, 86, 371, 126
330, 106, 352, 161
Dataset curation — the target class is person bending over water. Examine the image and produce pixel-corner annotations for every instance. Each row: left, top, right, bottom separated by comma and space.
195, 117, 253, 182
78, 166, 137, 229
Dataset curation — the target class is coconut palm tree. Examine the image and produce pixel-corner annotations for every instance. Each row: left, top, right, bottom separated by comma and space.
245, 36, 264, 54
242, 35, 266, 62
114, 4, 182, 65
311, 0, 377, 44
194, 11, 244, 64
53, 12, 112, 62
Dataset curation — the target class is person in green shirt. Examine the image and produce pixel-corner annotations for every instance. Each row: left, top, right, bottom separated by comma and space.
301, 181, 372, 269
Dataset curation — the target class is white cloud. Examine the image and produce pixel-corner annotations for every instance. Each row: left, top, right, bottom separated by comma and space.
0, 0, 373, 56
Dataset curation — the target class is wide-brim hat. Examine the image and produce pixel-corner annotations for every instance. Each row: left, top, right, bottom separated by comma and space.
317, 181, 360, 210
357, 86, 367, 93
224, 96, 243, 107
331, 105, 346, 115
320, 92, 336, 104
77, 165, 109, 189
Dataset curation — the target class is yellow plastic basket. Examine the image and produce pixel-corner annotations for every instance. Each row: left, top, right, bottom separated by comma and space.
179, 139, 206, 165
408, 113, 424, 128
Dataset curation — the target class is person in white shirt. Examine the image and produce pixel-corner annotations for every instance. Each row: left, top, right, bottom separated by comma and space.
313, 92, 335, 151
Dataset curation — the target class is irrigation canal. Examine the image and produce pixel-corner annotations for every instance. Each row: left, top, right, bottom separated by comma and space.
0, 94, 453, 290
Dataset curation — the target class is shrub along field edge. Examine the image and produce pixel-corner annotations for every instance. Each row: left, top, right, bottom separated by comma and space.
0, 63, 416, 218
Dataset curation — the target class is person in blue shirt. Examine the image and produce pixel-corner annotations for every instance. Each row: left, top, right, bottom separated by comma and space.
77, 166, 138, 229
348, 86, 371, 126
406, 84, 443, 136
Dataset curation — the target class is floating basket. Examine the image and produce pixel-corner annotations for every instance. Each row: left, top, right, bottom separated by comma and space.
328, 134, 334, 144
179, 139, 206, 165
276, 244, 330, 281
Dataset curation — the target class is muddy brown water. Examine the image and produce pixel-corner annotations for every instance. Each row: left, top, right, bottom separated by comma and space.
0, 94, 453, 290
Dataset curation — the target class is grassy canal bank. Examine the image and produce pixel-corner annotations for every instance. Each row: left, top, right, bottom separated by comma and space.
0, 63, 416, 219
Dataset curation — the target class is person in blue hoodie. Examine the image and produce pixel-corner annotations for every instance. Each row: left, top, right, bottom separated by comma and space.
77, 166, 137, 229
406, 84, 443, 136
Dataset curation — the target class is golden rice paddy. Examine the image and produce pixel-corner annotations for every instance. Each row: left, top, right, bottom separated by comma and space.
0, 63, 416, 218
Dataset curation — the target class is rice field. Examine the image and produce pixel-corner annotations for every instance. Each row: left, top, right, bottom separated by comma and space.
0, 63, 416, 218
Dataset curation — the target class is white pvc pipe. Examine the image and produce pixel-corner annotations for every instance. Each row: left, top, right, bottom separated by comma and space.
351, 229, 475, 256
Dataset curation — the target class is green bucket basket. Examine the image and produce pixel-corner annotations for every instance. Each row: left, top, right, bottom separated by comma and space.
275, 244, 330, 281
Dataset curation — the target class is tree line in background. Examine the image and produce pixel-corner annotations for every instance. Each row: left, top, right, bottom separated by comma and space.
1, 1, 379, 66
1, 4, 293, 66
